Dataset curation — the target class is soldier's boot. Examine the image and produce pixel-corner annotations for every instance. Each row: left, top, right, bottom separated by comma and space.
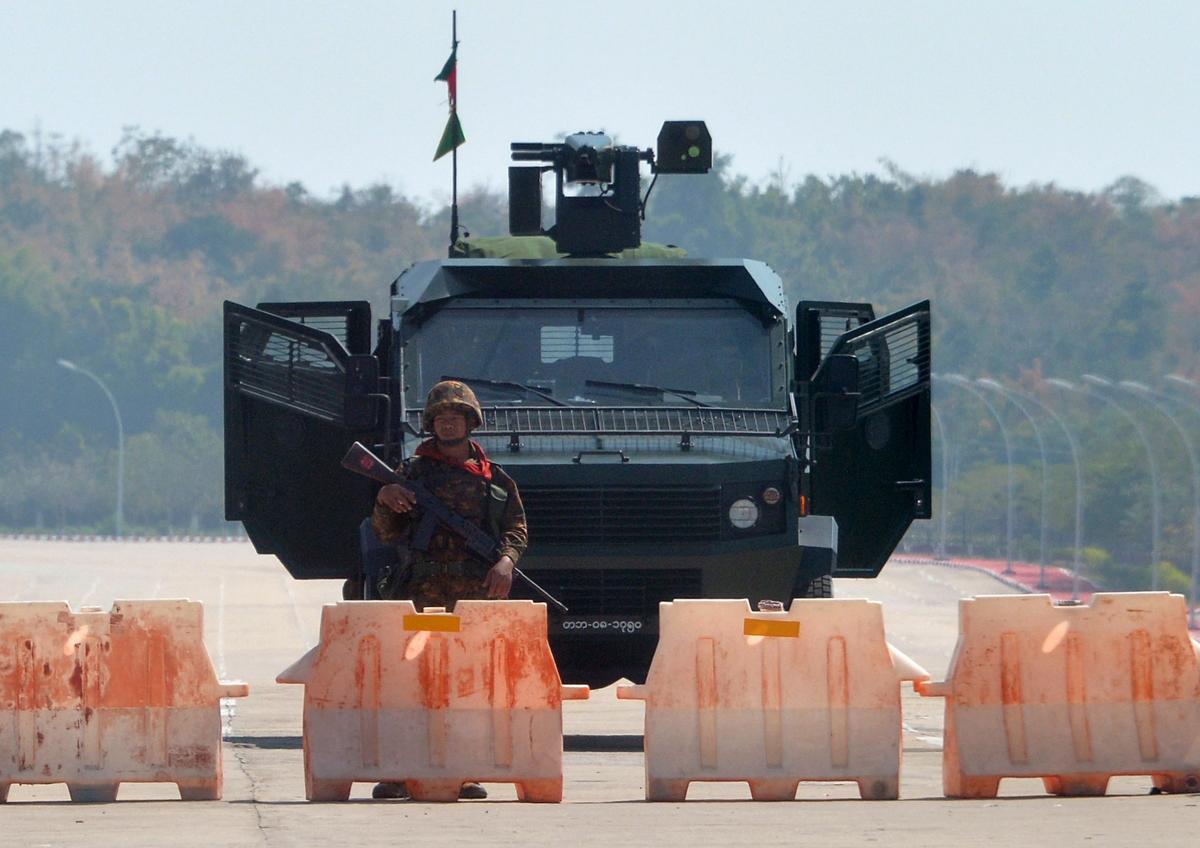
372, 782, 409, 800
372, 781, 481, 799
459, 782, 488, 800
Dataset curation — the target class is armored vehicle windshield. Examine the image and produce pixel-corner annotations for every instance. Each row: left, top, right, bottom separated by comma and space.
403, 299, 778, 409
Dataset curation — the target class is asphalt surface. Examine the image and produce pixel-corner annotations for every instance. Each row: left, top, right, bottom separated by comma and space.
0, 540, 1197, 847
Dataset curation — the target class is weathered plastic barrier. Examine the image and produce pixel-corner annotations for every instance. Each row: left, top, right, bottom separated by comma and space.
278, 600, 589, 802
0, 600, 249, 802
917, 592, 1200, 798
617, 598, 928, 801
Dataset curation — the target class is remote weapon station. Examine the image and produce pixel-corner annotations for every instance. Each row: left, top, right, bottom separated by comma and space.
224, 122, 931, 686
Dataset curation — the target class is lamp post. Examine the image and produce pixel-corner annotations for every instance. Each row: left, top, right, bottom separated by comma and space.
941, 373, 1016, 574
930, 402, 950, 559
1081, 374, 1162, 589
57, 359, 124, 537
978, 378, 1049, 587
1165, 374, 1199, 394
1149, 376, 1200, 627
1044, 378, 1088, 599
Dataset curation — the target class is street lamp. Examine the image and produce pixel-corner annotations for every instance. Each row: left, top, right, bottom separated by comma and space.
1145, 378, 1200, 626
1081, 374, 1162, 589
978, 378, 1049, 587
57, 359, 124, 537
1044, 378, 1088, 599
1165, 374, 1199, 394
930, 402, 950, 559
941, 373, 1016, 574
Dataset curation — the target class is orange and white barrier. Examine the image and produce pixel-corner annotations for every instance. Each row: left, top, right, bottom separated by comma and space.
0, 600, 249, 802
917, 592, 1200, 797
277, 600, 589, 802
617, 599, 928, 800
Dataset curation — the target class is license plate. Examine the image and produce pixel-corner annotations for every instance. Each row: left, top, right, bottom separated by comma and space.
557, 616, 645, 634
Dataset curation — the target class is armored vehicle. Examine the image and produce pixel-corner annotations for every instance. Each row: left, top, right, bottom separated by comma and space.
224, 122, 931, 686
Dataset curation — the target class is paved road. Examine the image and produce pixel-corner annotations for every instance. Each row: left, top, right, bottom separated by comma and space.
0, 541, 1196, 847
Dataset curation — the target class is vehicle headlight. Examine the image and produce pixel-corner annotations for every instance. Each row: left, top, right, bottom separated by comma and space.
728, 498, 760, 529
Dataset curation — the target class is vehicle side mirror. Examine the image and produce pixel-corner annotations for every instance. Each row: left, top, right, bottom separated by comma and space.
812, 354, 860, 433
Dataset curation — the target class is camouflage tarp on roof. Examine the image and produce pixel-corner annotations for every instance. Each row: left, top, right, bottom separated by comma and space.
450, 235, 686, 260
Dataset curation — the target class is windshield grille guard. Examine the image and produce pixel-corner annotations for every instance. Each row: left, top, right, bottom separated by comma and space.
226, 305, 350, 424
823, 300, 930, 416
404, 406, 793, 437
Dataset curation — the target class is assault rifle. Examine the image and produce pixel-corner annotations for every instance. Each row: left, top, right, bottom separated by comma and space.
341, 441, 568, 613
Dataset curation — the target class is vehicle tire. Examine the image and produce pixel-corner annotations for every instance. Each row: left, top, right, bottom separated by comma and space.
801, 574, 833, 598
341, 576, 364, 600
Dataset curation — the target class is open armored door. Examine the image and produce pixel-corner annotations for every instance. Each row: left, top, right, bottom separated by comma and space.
224, 300, 382, 579
795, 300, 931, 577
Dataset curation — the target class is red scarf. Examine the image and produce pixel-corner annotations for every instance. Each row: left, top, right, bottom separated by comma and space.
415, 439, 493, 481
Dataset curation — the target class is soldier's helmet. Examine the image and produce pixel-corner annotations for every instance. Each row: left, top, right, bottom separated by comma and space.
422, 380, 484, 432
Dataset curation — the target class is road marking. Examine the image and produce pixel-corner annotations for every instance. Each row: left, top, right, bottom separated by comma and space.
217, 575, 236, 738
78, 576, 100, 607
917, 566, 977, 596
281, 572, 312, 648
903, 721, 944, 748
10, 574, 37, 601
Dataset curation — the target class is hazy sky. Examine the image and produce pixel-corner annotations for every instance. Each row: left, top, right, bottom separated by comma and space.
5, 1, 1199, 208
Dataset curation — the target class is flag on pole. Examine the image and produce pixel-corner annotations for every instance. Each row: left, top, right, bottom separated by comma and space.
433, 46, 465, 161
435, 47, 457, 108
434, 113, 465, 162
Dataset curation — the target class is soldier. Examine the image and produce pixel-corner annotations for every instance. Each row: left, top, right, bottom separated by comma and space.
369, 379, 528, 800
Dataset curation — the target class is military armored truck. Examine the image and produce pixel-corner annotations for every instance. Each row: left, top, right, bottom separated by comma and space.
224, 122, 931, 686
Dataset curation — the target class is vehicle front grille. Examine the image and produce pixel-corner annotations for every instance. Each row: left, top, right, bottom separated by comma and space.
517, 568, 703, 617
521, 486, 723, 544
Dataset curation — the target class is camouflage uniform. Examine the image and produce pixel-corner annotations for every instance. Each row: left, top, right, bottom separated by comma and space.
371, 381, 527, 610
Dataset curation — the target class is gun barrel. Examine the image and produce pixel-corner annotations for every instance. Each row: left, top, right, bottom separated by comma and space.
514, 567, 568, 613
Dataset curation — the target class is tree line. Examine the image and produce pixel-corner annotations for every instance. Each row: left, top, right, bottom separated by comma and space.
1, 127, 1198, 592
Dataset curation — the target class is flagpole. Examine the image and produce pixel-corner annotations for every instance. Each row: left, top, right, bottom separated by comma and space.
449, 9, 460, 252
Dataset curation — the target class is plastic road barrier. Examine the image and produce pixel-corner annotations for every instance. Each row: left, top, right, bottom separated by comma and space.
617, 598, 928, 801
0, 600, 249, 802
277, 600, 589, 802
917, 592, 1200, 798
